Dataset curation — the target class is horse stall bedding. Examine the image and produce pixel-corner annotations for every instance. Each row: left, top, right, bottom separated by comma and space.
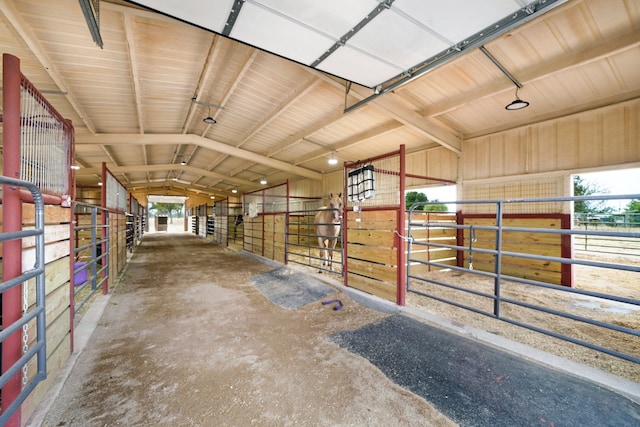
249, 266, 337, 310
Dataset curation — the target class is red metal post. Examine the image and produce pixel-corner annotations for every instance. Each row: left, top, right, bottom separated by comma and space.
2, 53, 23, 427
397, 144, 406, 306
101, 162, 109, 294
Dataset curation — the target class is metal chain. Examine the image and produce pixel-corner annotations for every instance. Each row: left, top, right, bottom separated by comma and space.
22, 282, 29, 385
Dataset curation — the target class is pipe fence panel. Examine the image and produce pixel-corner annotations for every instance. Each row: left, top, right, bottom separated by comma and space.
73, 202, 110, 317
285, 202, 344, 276
407, 194, 640, 365
0, 177, 47, 426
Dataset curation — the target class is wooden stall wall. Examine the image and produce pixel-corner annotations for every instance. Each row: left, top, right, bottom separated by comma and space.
346, 209, 458, 302
408, 211, 458, 276
286, 211, 315, 261
9, 203, 73, 420
460, 214, 572, 286
242, 213, 286, 264
345, 209, 398, 302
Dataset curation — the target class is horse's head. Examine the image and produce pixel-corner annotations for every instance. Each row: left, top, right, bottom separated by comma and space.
328, 192, 343, 223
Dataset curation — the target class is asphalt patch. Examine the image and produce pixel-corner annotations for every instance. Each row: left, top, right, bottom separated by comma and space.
250, 267, 337, 310
331, 314, 640, 427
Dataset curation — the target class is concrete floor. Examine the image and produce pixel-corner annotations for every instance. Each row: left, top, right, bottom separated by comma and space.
28, 232, 640, 426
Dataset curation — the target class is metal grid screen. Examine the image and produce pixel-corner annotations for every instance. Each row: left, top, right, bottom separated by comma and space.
105, 170, 127, 212
19, 77, 72, 199
244, 182, 289, 215
345, 152, 400, 208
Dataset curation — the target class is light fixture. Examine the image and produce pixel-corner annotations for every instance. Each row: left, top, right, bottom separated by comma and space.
328, 152, 338, 165
203, 106, 217, 124
479, 46, 530, 111
70, 165, 81, 170
231, 189, 238, 194
210, 195, 215, 199
180, 160, 187, 166
505, 87, 529, 110
260, 177, 267, 185
192, 97, 223, 124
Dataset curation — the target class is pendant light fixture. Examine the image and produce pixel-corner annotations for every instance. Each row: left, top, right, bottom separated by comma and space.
505, 87, 529, 110
192, 97, 223, 124
479, 46, 530, 111
203, 106, 217, 124
328, 151, 338, 165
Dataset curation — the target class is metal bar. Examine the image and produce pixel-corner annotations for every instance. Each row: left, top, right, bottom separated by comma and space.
406, 195, 640, 365
479, 46, 522, 88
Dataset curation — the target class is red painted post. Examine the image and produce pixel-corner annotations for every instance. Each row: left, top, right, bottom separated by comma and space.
397, 144, 406, 306
101, 162, 109, 294
2, 53, 23, 427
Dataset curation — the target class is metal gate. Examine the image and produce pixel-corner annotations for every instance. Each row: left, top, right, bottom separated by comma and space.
73, 202, 110, 317
406, 195, 640, 365
0, 177, 47, 425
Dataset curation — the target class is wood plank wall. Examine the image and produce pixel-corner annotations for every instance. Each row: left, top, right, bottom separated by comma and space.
242, 214, 286, 264
408, 211, 458, 276
460, 215, 571, 286
345, 209, 398, 302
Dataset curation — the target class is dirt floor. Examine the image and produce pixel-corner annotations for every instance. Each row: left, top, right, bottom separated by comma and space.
407, 250, 640, 383
37, 233, 456, 426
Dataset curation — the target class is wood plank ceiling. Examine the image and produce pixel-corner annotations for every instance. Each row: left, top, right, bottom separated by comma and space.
0, 0, 639, 199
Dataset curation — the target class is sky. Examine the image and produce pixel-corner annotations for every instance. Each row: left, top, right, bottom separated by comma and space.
578, 168, 640, 196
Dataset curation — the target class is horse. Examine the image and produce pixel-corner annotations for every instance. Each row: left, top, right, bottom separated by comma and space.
313, 193, 343, 272
233, 213, 243, 239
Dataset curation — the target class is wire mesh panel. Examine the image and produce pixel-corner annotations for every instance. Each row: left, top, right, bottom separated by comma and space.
105, 169, 127, 213
19, 77, 73, 201
242, 182, 289, 261
345, 152, 400, 209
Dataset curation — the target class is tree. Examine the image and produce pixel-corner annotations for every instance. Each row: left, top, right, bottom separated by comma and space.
573, 175, 612, 216
405, 191, 448, 212
405, 191, 428, 210
625, 199, 640, 214
149, 202, 183, 223
423, 200, 448, 212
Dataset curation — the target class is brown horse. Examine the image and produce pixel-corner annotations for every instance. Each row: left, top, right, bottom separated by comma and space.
313, 193, 343, 272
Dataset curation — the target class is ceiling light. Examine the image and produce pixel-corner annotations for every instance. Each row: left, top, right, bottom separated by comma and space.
210, 195, 215, 199
180, 160, 187, 166
231, 189, 238, 193
203, 106, 217, 124
70, 165, 81, 170
328, 152, 338, 165
505, 87, 529, 110
260, 178, 267, 185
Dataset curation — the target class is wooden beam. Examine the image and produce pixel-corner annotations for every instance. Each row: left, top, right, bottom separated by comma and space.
78, 134, 323, 180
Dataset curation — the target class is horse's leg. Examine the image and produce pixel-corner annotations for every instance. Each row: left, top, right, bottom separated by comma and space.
317, 236, 327, 271
327, 237, 336, 271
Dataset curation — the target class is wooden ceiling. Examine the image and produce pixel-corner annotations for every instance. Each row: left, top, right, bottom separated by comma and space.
1, 0, 639, 200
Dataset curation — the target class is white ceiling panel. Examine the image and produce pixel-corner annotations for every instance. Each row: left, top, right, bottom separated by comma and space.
346, 8, 450, 71
393, 0, 525, 44
230, 2, 333, 65
316, 45, 403, 88
254, 0, 374, 38
129, 0, 558, 88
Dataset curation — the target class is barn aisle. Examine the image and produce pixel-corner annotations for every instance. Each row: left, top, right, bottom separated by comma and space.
32, 233, 454, 426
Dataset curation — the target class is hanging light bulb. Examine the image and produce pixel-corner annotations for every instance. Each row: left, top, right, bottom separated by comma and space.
328, 152, 338, 165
